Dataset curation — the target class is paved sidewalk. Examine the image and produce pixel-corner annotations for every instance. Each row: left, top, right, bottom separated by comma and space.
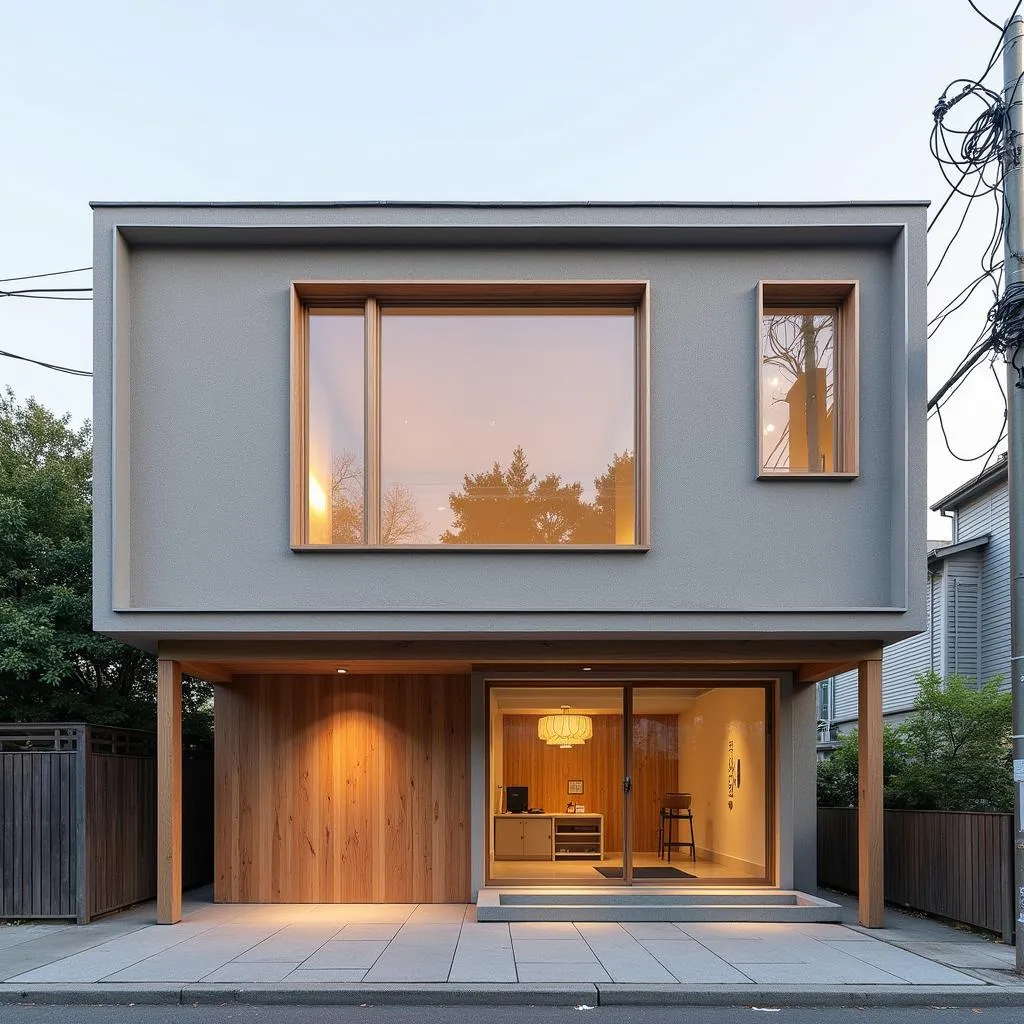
0, 888, 1020, 1006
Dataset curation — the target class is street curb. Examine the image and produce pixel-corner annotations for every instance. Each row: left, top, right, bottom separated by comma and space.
0, 983, 600, 1007
2, 982, 1024, 1007
597, 984, 1024, 1007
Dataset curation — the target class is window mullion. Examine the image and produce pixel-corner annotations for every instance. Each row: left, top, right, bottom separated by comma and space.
365, 297, 381, 545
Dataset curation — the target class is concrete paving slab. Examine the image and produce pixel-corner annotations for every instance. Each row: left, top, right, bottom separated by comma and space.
676, 921, 794, 939
232, 923, 339, 962
891, 940, 1017, 967
0, 921, 150, 981
201, 961, 301, 983
361, 940, 458, 983
335, 923, 401, 941
407, 904, 468, 923
620, 922, 692, 940
734, 959, 905, 985
509, 922, 580, 938
448, 922, 516, 984
514, 962, 612, 983
6, 921, 216, 983
574, 923, 676, 983
298, 940, 388, 970
512, 938, 599, 963
284, 968, 370, 983
0, 926, 74, 951
830, 940, 981, 984
790, 923, 874, 941
694, 937, 823, 963
387, 924, 462, 946
303, 904, 415, 925
102, 923, 286, 982
969, 967, 1024, 986
639, 940, 751, 983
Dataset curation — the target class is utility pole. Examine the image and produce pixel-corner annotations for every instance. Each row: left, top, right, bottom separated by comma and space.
1002, 12, 1024, 973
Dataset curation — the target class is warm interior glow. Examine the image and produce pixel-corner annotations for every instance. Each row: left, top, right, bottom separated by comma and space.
537, 711, 593, 746
308, 473, 331, 545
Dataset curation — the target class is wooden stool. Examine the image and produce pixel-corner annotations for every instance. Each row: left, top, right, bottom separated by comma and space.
659, 792, 696, 863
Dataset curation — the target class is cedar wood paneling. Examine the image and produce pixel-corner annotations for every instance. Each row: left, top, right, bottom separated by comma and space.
501, 714, 678, 853
214, 674, 471, 903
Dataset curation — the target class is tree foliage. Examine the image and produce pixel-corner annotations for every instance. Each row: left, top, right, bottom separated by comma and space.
331, 451, 428, 544
817, 671, 1012, 812
441, 446, 633, 545
0, 389, 211, 740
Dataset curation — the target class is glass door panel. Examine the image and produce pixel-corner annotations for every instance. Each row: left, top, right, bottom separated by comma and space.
629, 686, 769, 883
488, 684, 624, 884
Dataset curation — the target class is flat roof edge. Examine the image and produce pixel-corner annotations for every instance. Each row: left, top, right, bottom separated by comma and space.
89, 199, 932, 210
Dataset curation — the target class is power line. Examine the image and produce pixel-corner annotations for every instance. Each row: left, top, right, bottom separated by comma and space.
0, 289, 92, 301
0, 266, 91, 284
967, 0, 1003, 33
0, 349, 91, 377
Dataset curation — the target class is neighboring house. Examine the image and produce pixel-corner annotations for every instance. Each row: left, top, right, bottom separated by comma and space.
91, 201, 926, 927
824, 455, 1009, 740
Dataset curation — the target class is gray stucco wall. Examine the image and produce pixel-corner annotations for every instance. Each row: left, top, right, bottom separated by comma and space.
92, 203, 927, 642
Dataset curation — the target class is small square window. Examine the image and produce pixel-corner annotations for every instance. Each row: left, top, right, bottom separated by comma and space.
757, 281, 859, 478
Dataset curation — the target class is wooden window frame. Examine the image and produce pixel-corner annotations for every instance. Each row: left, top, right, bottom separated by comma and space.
290, 281, 651, 550
756, 280, 860, 480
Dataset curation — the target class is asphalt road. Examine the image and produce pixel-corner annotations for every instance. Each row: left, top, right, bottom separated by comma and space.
3, 1007, 1024, 1024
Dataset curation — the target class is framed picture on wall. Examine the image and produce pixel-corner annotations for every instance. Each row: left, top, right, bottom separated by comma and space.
567, 780, 584, 795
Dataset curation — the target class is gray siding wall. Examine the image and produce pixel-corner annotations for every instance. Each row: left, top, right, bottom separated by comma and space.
831, 569, 942, 724
958, 487, 1011, 689
91, 204, 927, 641
829, 477, 1011, 728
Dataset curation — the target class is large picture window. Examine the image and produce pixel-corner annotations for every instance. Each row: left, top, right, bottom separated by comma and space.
292, 282, 649, 548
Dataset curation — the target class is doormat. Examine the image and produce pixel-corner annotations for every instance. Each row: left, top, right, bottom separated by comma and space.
595, 866, 695, 879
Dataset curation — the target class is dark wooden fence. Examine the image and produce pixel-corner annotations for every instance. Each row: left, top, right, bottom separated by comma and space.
0, 724, 213, 922
818, 807, 1015, 943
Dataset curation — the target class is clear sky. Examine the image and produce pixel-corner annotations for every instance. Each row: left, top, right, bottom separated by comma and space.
0, 0, 1012, 538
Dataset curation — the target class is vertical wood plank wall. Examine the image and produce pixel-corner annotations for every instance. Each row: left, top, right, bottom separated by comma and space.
501, 714, 678, 854
214, 674, 471, 903
87, 754, 156, 918
0, 752, 77, 918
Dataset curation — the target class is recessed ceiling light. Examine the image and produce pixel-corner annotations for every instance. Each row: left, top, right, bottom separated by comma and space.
582, 667, 592, 672
336, 667, 347, 674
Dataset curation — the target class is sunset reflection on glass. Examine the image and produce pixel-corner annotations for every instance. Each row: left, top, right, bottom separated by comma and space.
381, 309, 637, 545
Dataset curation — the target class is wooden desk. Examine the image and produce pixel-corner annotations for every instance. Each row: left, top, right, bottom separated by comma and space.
493, 813, 604, 861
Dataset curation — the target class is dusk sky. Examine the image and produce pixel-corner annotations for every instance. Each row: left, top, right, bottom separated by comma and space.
0, 0, 1010, 536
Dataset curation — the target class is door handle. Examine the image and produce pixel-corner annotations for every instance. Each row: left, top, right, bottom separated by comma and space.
623, 776, 632, 794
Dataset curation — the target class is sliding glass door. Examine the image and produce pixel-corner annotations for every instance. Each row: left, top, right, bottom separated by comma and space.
486, 679, 771, 886
488, 684, 625, 884
629, 685, 769, 883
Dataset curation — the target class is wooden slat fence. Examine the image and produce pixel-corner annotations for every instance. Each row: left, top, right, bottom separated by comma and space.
0, 724, 212, 922
818, 807, 1015, 943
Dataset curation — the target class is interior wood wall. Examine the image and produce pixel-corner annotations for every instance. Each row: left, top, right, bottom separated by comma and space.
501, 714, 678, 854
215, 674, 470, 903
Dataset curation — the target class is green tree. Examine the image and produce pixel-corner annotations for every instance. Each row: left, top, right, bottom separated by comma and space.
816, 671, 1012, 812
887, 671, 1012, 812
816, 726, 907, 807
0, 389, 211, 740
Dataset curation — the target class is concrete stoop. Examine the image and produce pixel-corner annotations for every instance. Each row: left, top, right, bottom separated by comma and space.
476, 886, 842, 922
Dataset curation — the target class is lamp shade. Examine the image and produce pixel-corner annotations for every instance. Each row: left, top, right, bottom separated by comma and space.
537, 712, 593, 747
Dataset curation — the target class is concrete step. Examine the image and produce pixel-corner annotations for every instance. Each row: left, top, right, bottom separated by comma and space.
476, 887, 842, 923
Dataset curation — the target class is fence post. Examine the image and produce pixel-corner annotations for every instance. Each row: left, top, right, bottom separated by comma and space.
74, 725, 90, 925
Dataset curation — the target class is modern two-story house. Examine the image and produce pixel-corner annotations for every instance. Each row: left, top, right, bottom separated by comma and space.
91, 201, 926, 927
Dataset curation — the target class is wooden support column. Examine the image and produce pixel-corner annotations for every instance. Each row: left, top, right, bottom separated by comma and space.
157, 658, 182, 924
857, 655, 884, 927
